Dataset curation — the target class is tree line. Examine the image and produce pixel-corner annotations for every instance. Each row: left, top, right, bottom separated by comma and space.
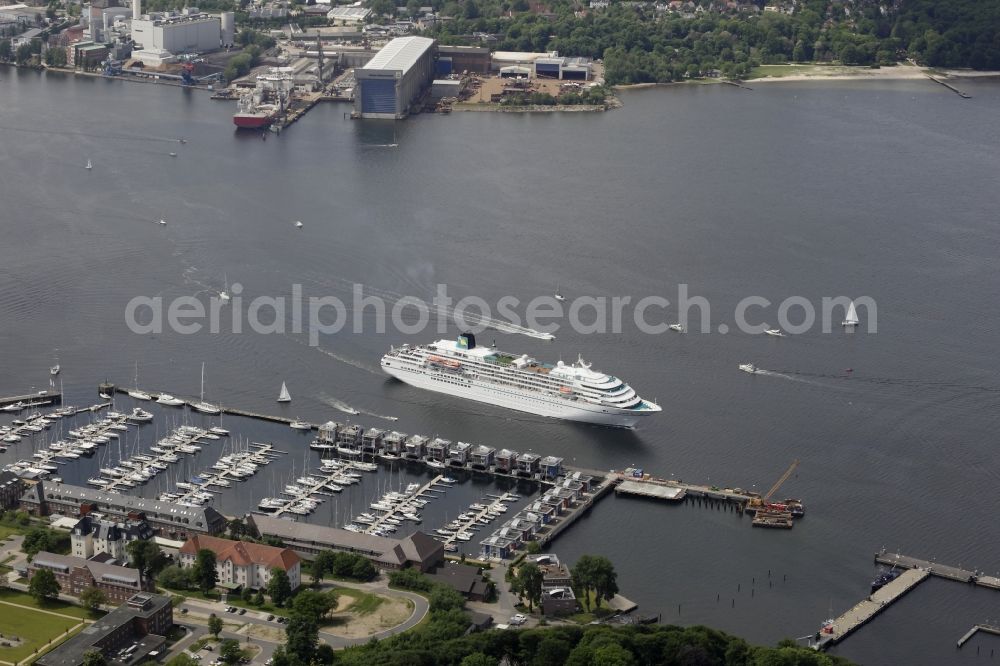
422, 0, 1000, 84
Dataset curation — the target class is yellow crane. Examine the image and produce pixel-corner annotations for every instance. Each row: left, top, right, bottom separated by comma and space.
748, 459, 799, 511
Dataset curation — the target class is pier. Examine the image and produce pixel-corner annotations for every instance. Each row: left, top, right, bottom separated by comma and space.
926, 74, 971, 98
958, 624, 1000, 648
615, 479, 686, 501
0, 390, 61, 409
613, 470, 753, 506
874, 551, 1000, 590
815, 568, 930, 649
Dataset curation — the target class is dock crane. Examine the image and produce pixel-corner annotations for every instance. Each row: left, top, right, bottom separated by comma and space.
747, 459, 801, 514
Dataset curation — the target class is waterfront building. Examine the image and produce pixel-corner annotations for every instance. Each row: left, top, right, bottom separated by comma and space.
27, 552, 153, 604
70, 514, 154, 562
178, 534, 301, 591
354, 36, 436, 119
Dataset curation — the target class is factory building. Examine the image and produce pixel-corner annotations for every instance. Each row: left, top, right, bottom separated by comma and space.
354, 36, 436, 119
435, 44, 490, 74
130, 0, 221, 59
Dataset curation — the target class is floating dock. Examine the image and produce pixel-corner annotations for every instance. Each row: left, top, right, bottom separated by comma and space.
958, 624, 1000, 648
815, 568, 931, 649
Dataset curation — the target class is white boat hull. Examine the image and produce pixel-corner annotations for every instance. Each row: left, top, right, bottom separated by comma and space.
383, 361, 651, 428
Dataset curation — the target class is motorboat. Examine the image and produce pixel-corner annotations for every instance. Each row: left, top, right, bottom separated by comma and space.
157, 393, 185, 406
289, 420, 311, 430
668, 324, 684, 332
128, 407, 154, 423
739, 363, 759, 374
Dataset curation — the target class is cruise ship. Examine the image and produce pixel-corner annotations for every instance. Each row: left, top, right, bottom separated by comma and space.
381, 333, 661, 427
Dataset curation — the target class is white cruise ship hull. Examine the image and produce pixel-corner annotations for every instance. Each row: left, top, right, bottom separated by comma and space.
382, 360, 650, 428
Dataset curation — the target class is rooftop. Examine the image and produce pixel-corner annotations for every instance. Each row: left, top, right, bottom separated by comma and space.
361, 36, 435, 75
180, 534, 300, 571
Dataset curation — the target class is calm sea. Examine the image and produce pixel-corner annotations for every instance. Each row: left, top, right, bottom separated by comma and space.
2, 68, 1000, 665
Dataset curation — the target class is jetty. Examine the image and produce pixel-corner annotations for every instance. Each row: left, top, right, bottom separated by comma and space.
874, 551, 1000, 590
815, 568, 930, 649
926, 74, 971, 98
613, 469, 753, 507
0, 390, 62, 409
958, 624, 1000, 648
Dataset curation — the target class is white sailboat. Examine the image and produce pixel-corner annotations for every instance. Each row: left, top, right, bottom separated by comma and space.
128, 362, 152, 401
554, 286, 565, 302
219, 274, 231, 303
85, 159, 93, 170
192, 362, 220, 414
277, 382, 291, 403
842, 301, 859, 327
295, 220, 304, 228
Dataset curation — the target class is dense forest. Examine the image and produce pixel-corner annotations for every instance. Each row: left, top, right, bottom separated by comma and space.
333, 620, 855, 666
416, 0, 1000, 83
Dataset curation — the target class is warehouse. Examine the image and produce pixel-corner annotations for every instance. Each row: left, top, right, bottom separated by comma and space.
435, 44, 490, 74
354, 36, 436, 119
131, 8, 221, 55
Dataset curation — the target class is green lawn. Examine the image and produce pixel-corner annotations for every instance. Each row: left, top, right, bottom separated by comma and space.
0, 604, 84, 663
0, 589, 95, 619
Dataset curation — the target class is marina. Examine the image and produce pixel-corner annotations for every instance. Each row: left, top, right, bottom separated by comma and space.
957, 624, 1000, 649
873, 551, 1000, 591
0, 390, 62, 410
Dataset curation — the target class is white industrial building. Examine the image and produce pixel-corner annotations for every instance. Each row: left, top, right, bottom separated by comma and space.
326, 5, 370, 24
130, 0, 222, 63
354, 36, 435, 119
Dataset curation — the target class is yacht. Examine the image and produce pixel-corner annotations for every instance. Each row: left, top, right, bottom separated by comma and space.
668, 324, 684, 333
191, 363, 221, 414
739, 363, 760, 374
156, 393, 185, 406
289, 420, 311, 430
128, 407, 154, 423
764, 328, 785, 337
50, 364, 60, 375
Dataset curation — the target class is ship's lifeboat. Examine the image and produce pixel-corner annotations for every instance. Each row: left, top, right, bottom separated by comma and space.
427, 355, 461, 369
559, 386, 573, 394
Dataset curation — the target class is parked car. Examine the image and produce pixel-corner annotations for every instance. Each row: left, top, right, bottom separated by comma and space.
510, 614, 527, 625
237, 608, 246, 615
266, 615, 274, 621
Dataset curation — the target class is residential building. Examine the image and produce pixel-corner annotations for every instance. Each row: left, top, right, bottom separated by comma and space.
246, 514, 443, 571
19, 481, 227, 539
28, 552, 153, 604
34, 593, 172, 666
178, 534, 301, 591
425, 561, 490, 601
70, 515, 154, 562
0, 471, 23, 510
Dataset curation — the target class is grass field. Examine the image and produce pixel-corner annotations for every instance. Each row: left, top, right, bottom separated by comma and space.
0, 589, 94, 620
333, 589, 384, 615
0, 605, 84, 663
0, 524, 23, 540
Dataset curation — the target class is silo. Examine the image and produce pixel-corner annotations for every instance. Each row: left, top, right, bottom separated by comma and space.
220, 11, 235, 47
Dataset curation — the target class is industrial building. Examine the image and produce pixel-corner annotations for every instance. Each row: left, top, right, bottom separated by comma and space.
130, 0, 223, 64
354, 36, 436, 119
326, 5, 371, 25
435, 44, 490, 74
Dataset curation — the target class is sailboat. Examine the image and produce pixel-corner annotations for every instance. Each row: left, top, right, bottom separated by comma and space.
295, 220, 303, 228
128, 362, 152, 401
85, 159, 93, 170
219, 274, 231, 303
192, 362, 221, 414
554, 286, 565, 302
842, 301, 859, 327
277, 382, 291, 403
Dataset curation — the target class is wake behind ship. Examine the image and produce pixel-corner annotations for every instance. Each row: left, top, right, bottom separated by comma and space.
381, 333, 661, 427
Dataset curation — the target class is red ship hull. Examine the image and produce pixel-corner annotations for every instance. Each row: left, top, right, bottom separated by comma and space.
233, 114, 273, 129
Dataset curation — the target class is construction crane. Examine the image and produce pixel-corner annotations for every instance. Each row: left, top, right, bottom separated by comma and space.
747, 459, 799, 513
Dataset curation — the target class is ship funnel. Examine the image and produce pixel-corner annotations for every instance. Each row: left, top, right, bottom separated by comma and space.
458, 332, 476, 350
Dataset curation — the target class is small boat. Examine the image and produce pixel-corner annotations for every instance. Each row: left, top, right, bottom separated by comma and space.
169, 152, 177, 157
2, 402, 25, 412
295, 220, 303, 228
738, 363, 759, 374
209, 426, 229, 436
277, 382, 291, 403
128, 407, 154, 423
99, 392, 111, 399
289, 420, 311, 430
842, 301, 859, 327
50, 364, 60, 375
554, 287, 565, 302
158, 219, 166, 225
764, 328, 784, 337
157, 393, 185, 406
85, 159, 93, 170
219, 274, 230, 303
668, 324, 684, 333
426, 460, 445, 469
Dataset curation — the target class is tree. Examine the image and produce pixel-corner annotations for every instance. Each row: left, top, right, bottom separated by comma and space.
22, 527, 56, 558
241, 586, 253, 603
314, 644, 335, 665
208, 613, 223, 638
166, 655, 200, 666
158, 565, 193, 590
80, 586, 108, 612
44, 48, 67, 67
461, 654, 498, 666
350, 557, 376, 581
590, 556, 619, 608
15, 42, 32, 65
284, 590, 334, 663
267, 568, 292, 607
253, 590, 265, 606
82, 650, 108, 666
227, 518, 247, 540
571, 555, 597, 612
29, 568, 61, 603
0, 39, 12, 62
193, 549, 218, 594
517, 563, 543, 612
525, 541, 541, 555
219, 639, 242, 665
127, 540, 167, 579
